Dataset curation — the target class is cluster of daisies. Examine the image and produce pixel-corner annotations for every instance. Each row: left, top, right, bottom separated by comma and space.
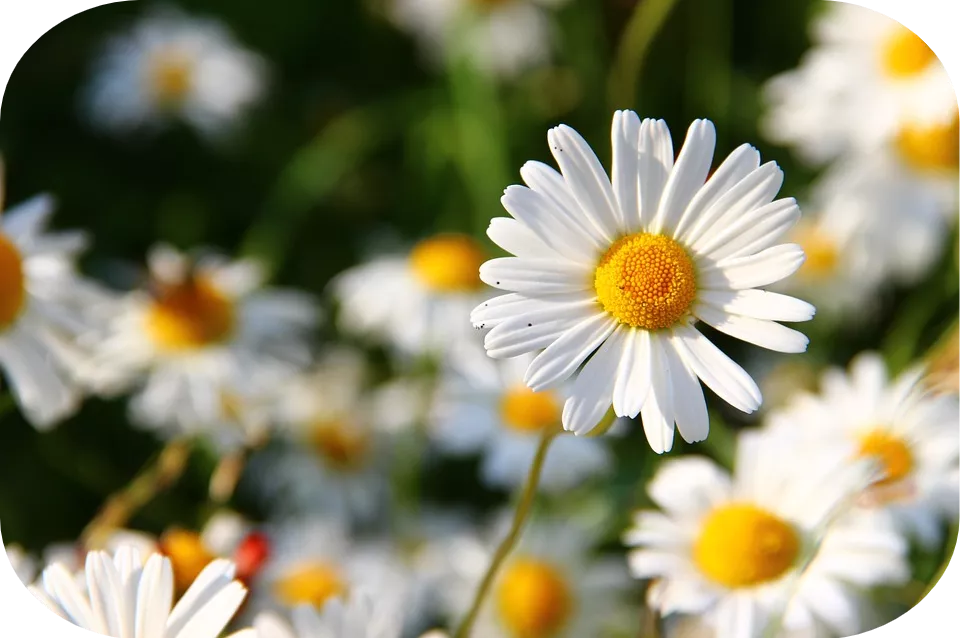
1, 3, 958, 638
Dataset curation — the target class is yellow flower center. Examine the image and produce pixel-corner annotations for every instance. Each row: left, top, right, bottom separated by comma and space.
793, 224, 839, 281
881, 26, 937, 78
500, 386, 561, 434
273, 562, 346, 609
148, 50, 194, 105
409, 234, 486, 293
857, 429, 914, 486
160, 529, 216, 594
693, 504, 800, 589
594, 233, 697, 330
308, 420, 371, 471
895, 113, 959, 173
496, 558, 573, 638
145, 277, 236, 352
0, 232, 26, 330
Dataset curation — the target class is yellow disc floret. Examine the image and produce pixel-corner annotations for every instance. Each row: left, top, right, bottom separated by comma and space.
693, 504, 800, 589
160, 529, 216, 594
308, 420, 371, 471
0, 233, 26, 330
896, 113, 959, 173
500, 386, 561, 434
882, 26, 937, 78
793, 223, 839, 281
145, 276, 236, 352
594, 233, 697, 330
273, 562, 346, 609
496, 558, 573, 638
409, 234, 486, 293
148, 50, 194, 106
857, 429, 914, 487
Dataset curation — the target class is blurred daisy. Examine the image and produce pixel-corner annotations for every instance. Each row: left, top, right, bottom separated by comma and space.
624, 431, 909, 638
389, 0, 567, 78
769, 353, 960, 548
0, 173, 112, 428
332, 234, 489, 362
29, 546, 252, 638
429, 351, 613, 493
429, 515, 632, 637
473, 111, 814, 452
762, 2, 955, 165
251, 592, 402, 638
84, 6, 266, 138
86, 244, 318, 448
4, 543, 36, 584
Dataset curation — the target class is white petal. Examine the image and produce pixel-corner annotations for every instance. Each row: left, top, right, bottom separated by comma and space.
166, 559, 236, 638
562, 327, 625, 434
647, 455, 731, 514
172, 583, 247, 638
43, 563, 97, 630
669, 325, 761, 413
695, 304, 809, 353
484, 316, 585, 359
664, 344, 709, 444
698, 289, 816, 322
700, 198, 801, 261
698, 243, 805, 290
485, 217, 561, 260
525, 313, 617, 391
471, 292, 595, 329
548, 125, 620, 240
500, 185, 599, 262
611, 110, 641, 232
135, 555, 171, 638
479, 257, 590, 293
637, 119, 674, 227
612, 328, 652, 419
519, 161, 608, 249
651, 119, 716, 236
639, 335, 675, 454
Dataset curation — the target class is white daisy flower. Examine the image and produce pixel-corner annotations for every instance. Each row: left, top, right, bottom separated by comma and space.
429, 515, 633, 637
624, 430, 910, 638
0, 174, 112, 428
332, 234, 489, 363
473, 111, 814, 452
3, 543, 37, 585
769, 352, 960, 548
83, 6, 267, 138
762, 2, 955, 165
429, 350, 613, 493
29, 546, 252, 638
251, 592, 402, 638
388, 0, 568, 78
86, 244, 319, 449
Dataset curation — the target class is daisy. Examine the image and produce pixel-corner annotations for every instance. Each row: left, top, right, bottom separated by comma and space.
768, 352, 960, 548
29, 545, 252, 638
0, 172, 113, 428
4, 543, 37, 584
428, 514, 633, 637
332, 234, 489, 363
429, 350, 614, 493
388, 0, 568, 78
250, 592, 403, 638
85, 244, 319, 449
473, 111, 814, 452
761, 2, 955, 165
83, 6, 267, 138
624, 430, 910, 638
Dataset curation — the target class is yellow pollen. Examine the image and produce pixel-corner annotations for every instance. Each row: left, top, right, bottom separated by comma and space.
496, 558, 573, 638
273, 562, 346, 609
148, 50, 194, 105
160, 529, 216, 594
857, 429, 914, 487
594, 233, 697, 330
882, 26, 937, 78
0, 232, 26, 330
793, 224, 839, 280
500, 386, 561, 434
895, 113, 959, 173
693, 504, 800, 589
145, 276, 236, 352
409, 234, 486, 293
308, 420, 371, 471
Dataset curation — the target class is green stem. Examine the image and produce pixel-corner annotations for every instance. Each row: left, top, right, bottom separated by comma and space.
608, 0, 684, 109
919, 523, 958, 602
452, 430, 556, 638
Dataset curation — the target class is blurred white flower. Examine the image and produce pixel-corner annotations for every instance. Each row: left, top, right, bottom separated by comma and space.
389, 0, 568, 78
624, 429, 910, 638
0, 173, 113, 428
29, 546, 252, 638
331, 234, 489, 363
474, 111, 814, 452
769, 352, 960, 548
762, 2, 955, 165
251, 592, 402, 638
429, 350, 613, 493
84, 244, 319, 449
83, 6, 267, 139
3, 543, 36, 585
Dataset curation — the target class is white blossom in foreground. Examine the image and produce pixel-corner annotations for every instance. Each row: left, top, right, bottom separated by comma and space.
83, 7, 266, 138
0, 173, 113, 428
624, 430, 910, 638
769, 353, 960, 548
29, 546, 252, 638
762, 2, 955, 165
388, 0, 568, 78
473, 111, 814, 452
251, 592, 402, 638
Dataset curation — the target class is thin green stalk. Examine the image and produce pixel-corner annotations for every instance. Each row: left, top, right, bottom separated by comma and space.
608, 0, 684, 109
919, 523, 958, 601
453, 429, 557, 638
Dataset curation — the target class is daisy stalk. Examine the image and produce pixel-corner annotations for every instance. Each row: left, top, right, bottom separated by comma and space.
452, 428, 557, 638
608, 0, 683, 107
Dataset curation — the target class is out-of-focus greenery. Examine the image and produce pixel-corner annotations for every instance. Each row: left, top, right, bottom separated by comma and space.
0, 0, 955, 586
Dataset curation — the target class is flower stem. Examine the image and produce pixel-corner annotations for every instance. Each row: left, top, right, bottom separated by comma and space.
453, 429, 556, 638
81, 436, 192, 549
608, 0, 683, 109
